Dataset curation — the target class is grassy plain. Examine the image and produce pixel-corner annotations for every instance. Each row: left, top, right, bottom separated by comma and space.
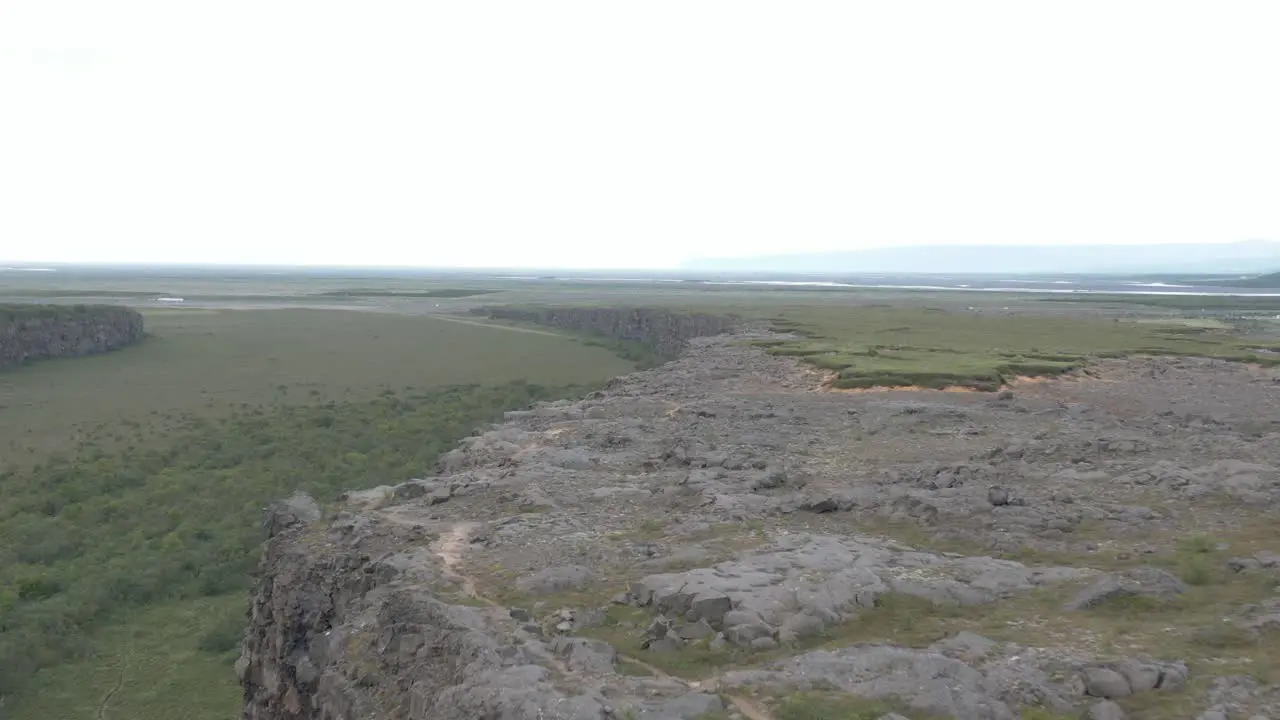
6, 596, 244, 720
1, 308, 633, 463
757, 305, 1280, 390
1036, 293, 1280, 312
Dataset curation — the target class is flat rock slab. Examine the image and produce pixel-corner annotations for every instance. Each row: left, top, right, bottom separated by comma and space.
628, 533, 1092, 645
720, 645, 1023, 720
1063, 566, 1186, 611
632, 692, 725, 719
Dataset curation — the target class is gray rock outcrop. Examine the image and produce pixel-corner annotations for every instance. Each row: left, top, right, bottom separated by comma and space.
627, 534, 1091, 647
241, 325, 1280, 720
0, 304, 145, 370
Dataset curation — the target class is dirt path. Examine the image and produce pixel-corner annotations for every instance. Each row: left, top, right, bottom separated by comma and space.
429, 521, 774, 720
720, 694, 773, 720
96, 643, 131, 720
430, 521, 490, 602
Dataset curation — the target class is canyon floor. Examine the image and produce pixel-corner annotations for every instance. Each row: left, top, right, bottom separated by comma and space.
241, 325, 1280, 720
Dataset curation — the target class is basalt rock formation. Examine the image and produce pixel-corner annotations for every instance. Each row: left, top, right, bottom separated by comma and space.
0, 304, 145, 370
473, 306, 736, 360
242, 323, 1280, 720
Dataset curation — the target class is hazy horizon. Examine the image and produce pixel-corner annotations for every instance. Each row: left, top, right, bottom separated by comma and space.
3, 2, 1279, 269
6, 239, 1280, 278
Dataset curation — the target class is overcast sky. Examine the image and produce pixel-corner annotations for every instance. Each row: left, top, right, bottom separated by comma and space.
2, 2, 1278, 269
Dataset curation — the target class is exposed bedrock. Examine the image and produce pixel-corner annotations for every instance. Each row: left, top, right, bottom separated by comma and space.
0, 304, 145, 370
242, 332, 1280, 719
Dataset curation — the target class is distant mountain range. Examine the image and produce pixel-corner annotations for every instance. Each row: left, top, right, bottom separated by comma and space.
683, 240, 1280, 275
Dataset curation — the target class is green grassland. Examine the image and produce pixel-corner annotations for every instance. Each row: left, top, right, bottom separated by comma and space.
0, 267, 531, 309
1036, 293, 1280, 312
757, 305, 1280, 390
5, 596, 244, 720
0, 306, 634, 718
1, 308, 633, 463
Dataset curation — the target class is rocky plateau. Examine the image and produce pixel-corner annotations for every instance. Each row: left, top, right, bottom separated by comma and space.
241, 318, 1280, 720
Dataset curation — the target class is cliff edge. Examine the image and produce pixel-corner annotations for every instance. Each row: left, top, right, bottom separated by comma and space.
0, 304, 145, 370
473, 306, 736, 360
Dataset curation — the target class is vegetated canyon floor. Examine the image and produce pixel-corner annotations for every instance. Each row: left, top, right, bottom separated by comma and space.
244, 322, 1280, 720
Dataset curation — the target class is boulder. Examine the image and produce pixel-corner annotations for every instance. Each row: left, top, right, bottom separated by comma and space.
1086, 700, 1129, 720
426, 486, 452, 505
646, 637, 684, 654
1064, 567, 1185, 610
931, 632, 998, 662
263, 492, 321, 537
677, 621, 715, 640
1114, 660, 1161, 693
798, 495, 840, 513
689, 593, 732, 627
724, 622, 774, 646
987, 486, 1012, 506
1082, 667, 1133, 698
778, 613, 827, 645
549, 637, 617, 673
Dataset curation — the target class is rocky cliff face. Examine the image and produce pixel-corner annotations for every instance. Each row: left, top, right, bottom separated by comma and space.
242, 327, 1280, 719
0, 305, 145, 370
474, 307, 735, 359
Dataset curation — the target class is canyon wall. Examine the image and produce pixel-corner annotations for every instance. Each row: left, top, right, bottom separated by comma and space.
0, 305, 146, 370
473, 306, 736, 359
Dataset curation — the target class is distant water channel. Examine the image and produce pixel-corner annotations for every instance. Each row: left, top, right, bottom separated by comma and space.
497, 272, 1280, 297
703, 276, 1280, 296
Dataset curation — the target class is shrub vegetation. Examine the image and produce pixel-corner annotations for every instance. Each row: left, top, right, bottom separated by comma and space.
760, 307, 1280, 390
0, 381, 592, 699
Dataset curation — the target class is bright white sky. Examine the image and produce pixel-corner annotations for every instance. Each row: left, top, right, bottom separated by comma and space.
1, 2, 1278, 269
